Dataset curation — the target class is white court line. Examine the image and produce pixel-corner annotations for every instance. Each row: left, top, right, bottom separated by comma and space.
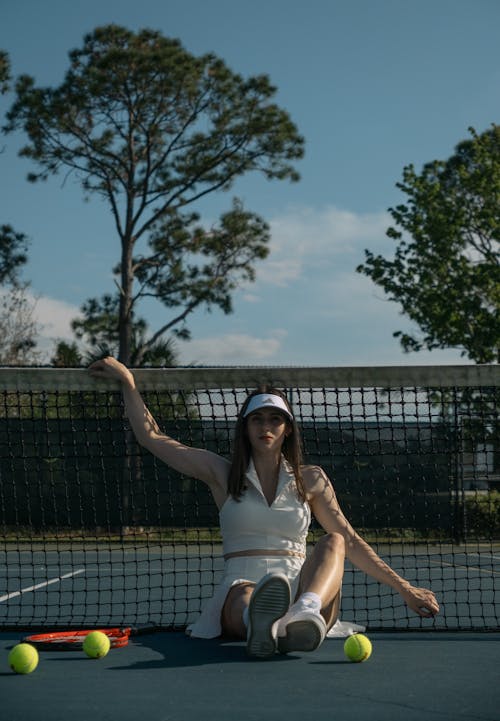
429, 558, 500, 576
0, 568, 85, 603
469, 553, 500, 562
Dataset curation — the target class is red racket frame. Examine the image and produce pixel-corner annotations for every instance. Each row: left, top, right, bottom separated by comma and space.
22, 627, 131, 650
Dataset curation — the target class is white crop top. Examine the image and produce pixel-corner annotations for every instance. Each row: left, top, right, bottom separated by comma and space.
219, 458, 311, 557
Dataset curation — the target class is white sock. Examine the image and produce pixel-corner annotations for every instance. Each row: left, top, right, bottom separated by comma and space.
277, 592, 322, 635
295, 592, 322, 612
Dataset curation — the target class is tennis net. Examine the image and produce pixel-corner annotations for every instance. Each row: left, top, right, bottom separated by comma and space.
0, 364, 498, 632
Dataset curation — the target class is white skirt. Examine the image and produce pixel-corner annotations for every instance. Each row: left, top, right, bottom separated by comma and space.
186, 554, 304, 639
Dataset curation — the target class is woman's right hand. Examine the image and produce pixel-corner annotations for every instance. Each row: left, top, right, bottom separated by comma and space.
88, 357, 135, 388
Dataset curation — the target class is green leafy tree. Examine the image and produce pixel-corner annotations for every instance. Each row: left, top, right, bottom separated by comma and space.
1, 52, 29, 287
0, 50, 39, 364
0, 283, 40, 364
0, 224, 28, 286
50, 340, 83, 367
4, 25, 304, 365
51, 334, 178, 367
0, 50, 10, 94
357, 126, 500, 364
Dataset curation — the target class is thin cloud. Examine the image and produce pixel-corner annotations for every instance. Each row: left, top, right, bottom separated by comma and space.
242, 292, 261, 303
256, 205, 389, 287
35, 295, 79, 337
179, 331, 287, 365
26, 292, 79, 360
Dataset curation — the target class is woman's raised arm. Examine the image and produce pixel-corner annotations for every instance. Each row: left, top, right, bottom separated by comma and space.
88, 357, 229, 505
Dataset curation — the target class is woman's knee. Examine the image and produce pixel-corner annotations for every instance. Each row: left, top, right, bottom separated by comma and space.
316, 531, 345, 557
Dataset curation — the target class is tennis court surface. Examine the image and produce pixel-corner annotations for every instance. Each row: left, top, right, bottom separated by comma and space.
1, 365, 499, 720
2, 630, 499, 721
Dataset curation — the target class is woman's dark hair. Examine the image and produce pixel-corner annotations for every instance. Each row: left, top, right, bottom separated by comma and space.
227, 385, 305, 501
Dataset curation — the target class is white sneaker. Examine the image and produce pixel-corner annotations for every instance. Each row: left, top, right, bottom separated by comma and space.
277, 608, 327, 654
246, 573, 291, 659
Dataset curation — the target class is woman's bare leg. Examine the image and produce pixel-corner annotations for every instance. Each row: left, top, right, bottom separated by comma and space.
296, 532, 345, 628
221, 582, 254, 638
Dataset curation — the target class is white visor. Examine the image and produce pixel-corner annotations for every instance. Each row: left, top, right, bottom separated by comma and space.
243, 393, 293, 420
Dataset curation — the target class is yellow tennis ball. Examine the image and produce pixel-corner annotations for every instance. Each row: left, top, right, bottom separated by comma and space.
82, 631, 110, 659
8, 643, 39, 674
344, 633, 372, 663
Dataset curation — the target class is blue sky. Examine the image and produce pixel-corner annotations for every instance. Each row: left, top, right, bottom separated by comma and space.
2, 0, 499, 366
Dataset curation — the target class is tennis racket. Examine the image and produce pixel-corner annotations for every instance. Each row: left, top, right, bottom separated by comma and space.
22, 627, 131, 650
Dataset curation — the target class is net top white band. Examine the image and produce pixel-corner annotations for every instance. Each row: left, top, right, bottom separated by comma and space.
243, 393, 293, 420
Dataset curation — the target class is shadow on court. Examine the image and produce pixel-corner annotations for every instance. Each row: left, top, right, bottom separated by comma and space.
1, 631, 499, 721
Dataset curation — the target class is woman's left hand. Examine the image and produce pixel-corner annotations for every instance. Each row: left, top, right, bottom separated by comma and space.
400, 585, 440, 618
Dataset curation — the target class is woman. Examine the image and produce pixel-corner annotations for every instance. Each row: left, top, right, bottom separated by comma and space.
89, 357, 439, 658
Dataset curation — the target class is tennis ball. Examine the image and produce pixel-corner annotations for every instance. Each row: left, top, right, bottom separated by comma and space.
82, 631, 110, 659
8, 643, 39, 674
344, 633, 372, 663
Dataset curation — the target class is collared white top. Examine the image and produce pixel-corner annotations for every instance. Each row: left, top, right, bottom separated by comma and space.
219, 457, 311, 557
